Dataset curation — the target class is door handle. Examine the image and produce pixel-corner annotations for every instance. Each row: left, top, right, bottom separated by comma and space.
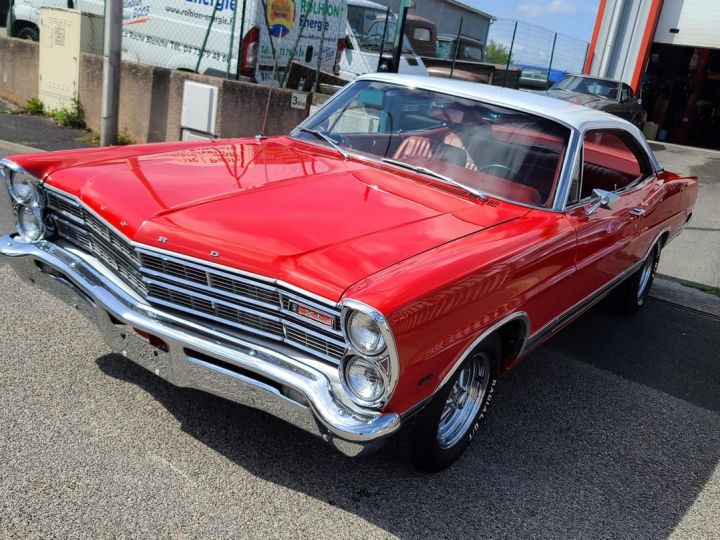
629, 207, 646, 217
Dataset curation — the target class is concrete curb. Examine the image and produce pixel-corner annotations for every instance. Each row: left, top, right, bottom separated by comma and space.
0, 139, 45, 154
650, 277, 720, 319
648, 140, 720, 156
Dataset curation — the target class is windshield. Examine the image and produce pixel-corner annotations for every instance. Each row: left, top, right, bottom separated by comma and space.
347, 6, 413, 53
293, 81, 570, 208
437, 38, 483, 61
552, 76, 619, 99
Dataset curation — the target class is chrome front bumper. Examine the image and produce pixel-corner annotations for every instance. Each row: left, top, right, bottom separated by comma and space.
0, 235, 401, 456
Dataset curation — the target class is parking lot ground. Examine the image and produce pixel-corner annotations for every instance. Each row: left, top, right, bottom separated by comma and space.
0, 100, 91, 151
651, 141, 720, 289
0, 138, 719, 538
0, 262, 718, 538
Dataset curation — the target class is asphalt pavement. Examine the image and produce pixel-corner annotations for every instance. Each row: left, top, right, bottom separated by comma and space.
651, 141, 720, 289
1, 143, 719, 538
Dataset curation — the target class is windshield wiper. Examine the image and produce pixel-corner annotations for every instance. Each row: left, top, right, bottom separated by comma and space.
298, 128, 349, 159
381, 158, 488, 200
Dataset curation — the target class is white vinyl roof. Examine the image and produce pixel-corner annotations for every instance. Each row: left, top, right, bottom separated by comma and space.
355, 73, 637, 132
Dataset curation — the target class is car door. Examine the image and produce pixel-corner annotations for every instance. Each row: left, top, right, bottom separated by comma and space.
563, 128, 657, 304
618, 83, 641, 124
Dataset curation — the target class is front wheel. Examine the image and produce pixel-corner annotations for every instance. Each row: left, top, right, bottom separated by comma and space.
405, 335, 500, 472
607, 243, 660, 314
17, 25, 39, 41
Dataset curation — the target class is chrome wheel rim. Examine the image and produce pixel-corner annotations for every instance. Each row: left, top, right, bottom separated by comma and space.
437, 353, 490, 449
637, 252, 654, 300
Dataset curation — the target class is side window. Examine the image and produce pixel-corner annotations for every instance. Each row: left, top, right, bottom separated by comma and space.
579, 130, 647, 201
620, 84, 632, 102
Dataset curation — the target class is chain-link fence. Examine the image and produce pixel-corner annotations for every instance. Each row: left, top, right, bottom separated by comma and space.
486, 18, 588, 89
116, 0, 350, 85
9, 0, 588, 90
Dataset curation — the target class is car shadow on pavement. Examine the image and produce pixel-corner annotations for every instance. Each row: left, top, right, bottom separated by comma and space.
96, 300, 720, 538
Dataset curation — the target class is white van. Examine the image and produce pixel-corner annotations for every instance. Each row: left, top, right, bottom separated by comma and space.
7, 0, 347, 83
338, 0, 426, 80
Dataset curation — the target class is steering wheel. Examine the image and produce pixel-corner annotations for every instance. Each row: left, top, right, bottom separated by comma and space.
477, 163, 532, 187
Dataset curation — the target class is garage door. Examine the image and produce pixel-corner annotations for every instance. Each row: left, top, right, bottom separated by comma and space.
654, 0, 720, 48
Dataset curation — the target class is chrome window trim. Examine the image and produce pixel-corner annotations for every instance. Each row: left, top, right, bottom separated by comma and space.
559, 122, 663, 211
293, 79, 577, 214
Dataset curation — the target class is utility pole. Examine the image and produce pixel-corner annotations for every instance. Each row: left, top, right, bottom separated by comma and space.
101, 0, 122, 146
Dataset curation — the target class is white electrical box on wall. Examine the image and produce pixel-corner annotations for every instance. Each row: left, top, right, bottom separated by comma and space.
38, 8, 103, 111
181, 81, 218, 137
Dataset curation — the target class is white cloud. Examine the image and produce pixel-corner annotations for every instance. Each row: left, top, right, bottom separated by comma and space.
518, 3, 543, 17
547, 0, 577, 14
518, 0, 577, 18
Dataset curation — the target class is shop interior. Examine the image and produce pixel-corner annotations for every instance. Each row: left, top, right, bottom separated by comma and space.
642, 43, 720, 149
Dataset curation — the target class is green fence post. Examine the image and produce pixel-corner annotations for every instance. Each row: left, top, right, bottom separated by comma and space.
313, 0, 330, 91
504, 21, 517, 88
226, 0, 239, 77
196, 0, 222, 73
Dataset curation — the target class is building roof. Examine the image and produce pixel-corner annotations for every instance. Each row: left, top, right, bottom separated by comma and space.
440, 0, 493, 20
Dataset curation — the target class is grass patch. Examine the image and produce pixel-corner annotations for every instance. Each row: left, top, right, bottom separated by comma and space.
8, 97, 45, 115
663, 276, 720, 298
81, 129, 135, 147
48, 98, 85, 129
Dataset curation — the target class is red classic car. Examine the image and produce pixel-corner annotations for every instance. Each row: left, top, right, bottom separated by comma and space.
0, 75, 698, 472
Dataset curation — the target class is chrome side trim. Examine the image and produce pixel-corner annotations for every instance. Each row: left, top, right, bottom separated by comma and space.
434, 311, 530, 396
523, 226, 671, 352
0, 235, 400, 457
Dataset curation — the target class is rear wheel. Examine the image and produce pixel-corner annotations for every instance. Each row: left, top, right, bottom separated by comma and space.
406, 335, 500, 472
607, 243, 660, 314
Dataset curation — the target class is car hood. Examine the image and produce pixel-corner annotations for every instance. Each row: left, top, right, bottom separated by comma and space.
34, 137, 529, 300
544, 89, 607, 106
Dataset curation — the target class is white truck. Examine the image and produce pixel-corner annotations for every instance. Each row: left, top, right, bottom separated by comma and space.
339, 0, 426, 80
7, 0, 348, 83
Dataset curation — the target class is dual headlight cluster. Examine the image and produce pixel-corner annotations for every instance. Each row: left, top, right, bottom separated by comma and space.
1, 162, 47, 243
340, 302, 398, 409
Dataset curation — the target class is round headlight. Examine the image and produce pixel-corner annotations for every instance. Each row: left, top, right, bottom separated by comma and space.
344, 357, 386, 403
347, 310, 386, 356
9, 170, 39, 204
17, 205, 45, 242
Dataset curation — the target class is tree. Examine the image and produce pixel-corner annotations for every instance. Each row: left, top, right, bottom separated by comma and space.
484, 40, 511, 65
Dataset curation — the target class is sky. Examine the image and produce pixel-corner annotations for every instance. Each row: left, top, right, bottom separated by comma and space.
471, 0, 601, 42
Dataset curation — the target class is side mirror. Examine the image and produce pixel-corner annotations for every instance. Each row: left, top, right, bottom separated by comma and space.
585, 188, 619, 216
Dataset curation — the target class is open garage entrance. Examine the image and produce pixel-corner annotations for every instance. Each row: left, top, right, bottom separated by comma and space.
643, 43, 720, 149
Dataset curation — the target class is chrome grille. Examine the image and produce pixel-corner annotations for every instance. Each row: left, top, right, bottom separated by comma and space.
139, 251, 281, 307
46, 188, 348, 364
47, 191, 145, 293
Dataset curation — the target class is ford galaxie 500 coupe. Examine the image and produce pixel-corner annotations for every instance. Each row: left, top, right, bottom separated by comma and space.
0, 75, 697, 471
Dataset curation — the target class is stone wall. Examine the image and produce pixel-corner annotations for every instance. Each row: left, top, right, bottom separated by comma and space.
0, 36, 312, 143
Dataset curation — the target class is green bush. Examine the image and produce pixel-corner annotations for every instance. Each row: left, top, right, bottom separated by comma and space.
48, 98, 85, 129
25, 97, 45, 115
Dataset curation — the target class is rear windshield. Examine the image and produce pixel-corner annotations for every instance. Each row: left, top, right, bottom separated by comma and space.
295, 81, 570, 208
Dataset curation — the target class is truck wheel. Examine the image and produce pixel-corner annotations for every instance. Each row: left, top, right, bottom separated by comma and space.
17, 26, 39, 41
406, 334, 500, 472
607, 244, 660, 314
